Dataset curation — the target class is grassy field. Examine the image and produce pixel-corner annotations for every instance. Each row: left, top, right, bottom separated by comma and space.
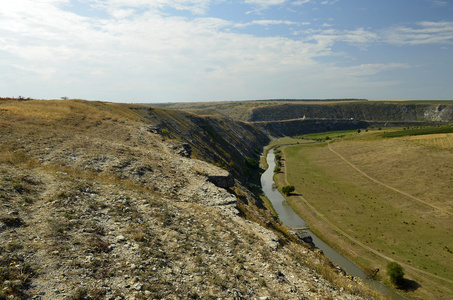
409, 133, 453, 149
276, 129, 453, 299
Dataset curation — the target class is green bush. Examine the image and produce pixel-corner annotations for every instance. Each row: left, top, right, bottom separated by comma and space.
387, 262, 404, 286
282, 185, 295, 195
245, 157, 259, 168
70, 287, 88, 300
161, 128, 171, 137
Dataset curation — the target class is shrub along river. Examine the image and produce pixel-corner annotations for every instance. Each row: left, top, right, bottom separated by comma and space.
261, 149, 404, 300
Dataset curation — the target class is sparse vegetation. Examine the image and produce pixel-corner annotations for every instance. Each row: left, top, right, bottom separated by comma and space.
0, 99, 386, 299
0, 254, 35, 299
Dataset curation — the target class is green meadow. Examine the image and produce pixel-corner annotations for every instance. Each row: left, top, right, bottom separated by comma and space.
275, 129, 453, 299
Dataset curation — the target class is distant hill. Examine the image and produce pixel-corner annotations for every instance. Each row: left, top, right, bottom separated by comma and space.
149, 100, 453, 123
249, 101, 453, 122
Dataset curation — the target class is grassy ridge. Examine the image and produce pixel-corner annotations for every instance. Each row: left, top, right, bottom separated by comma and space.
278, 132, 453, 299
297, 130, 358, 140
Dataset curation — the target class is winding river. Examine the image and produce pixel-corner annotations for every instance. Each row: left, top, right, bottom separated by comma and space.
261, 149, 404, 300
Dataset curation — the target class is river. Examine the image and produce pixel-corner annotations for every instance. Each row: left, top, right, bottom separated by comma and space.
261, 148, 404, 299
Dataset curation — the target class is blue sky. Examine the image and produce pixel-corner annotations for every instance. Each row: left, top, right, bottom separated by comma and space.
1, 0, 452, 102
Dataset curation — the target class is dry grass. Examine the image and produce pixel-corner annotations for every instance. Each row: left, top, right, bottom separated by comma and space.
277, 132, 453, 299
409, 133, 453, 149
0, 99, 395, 299
0, 99, 146, 128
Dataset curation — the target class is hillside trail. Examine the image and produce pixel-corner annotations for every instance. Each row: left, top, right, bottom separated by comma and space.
279, 145, 453, 287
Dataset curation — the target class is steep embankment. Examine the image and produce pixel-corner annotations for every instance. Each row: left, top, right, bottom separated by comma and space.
129, 106, 270, 183
0, 100, 380, 299
256, 119, 369, 137
250, 102, 453, 122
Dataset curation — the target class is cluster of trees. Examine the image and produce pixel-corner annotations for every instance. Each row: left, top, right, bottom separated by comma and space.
274, 149, 282, 173
272, 148, 295, 196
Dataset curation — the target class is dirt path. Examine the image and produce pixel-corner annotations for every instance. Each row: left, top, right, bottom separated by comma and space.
327, 142, 453, 218
280, 145, 453, 287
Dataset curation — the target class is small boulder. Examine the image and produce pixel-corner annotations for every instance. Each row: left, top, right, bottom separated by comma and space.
116, 235, 126, 242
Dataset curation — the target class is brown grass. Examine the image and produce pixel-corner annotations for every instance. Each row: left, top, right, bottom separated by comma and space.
409, 133, 453, 149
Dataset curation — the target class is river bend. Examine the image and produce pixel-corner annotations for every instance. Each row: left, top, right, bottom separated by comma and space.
261, 149, 404, 300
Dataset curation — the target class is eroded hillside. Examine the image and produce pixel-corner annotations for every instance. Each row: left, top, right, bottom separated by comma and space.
250, 102, 453, 122
0, 100, 381, 299
151, 100, 453, 123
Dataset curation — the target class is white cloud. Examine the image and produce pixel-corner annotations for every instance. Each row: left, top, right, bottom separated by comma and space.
384, 21, 453, 45
0, 0, 423, 101
88, 0, 214, 16
244, 0, 286, 5
1, 0, 324, 100
301, 27, 378, 49
339, 63, 409, 77
321, 0, 339, 5
243, 0, 286, 12
292, 0, 311, 5
429, 0, 448, 7
234, 20, 301, 28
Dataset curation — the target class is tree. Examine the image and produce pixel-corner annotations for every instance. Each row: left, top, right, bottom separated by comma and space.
245, 157, 259, 169
282, 185, 295, 195
387, 262, 405, 287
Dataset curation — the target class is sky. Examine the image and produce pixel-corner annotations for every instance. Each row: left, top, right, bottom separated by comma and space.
1, 0, 453, 103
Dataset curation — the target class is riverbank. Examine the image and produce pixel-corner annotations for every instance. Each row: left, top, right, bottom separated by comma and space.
272, 135, 453, 300
262, 148, 404, 300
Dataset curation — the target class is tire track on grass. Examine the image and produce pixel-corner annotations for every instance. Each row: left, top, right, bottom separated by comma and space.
327, 142, 452, 217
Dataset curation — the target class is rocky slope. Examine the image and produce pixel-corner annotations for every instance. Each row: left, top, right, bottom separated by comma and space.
249, 102, 453, 122
150, 100, 453, 123
0, 99, 381, 299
